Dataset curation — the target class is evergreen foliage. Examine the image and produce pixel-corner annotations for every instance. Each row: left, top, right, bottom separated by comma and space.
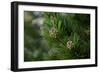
24, 11, 90, 61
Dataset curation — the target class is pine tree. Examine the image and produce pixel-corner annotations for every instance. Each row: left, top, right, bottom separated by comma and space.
24, 11, 90, 61
41, 12, 90, 59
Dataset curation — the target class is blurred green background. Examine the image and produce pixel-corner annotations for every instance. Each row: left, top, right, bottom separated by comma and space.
24, 11, 90, 62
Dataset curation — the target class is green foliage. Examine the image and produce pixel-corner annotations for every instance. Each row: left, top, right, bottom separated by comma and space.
42, 12, 90, 59
24, 11, 90, 61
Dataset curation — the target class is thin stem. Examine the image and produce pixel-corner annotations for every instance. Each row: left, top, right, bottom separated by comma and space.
56, 37, 65, 47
